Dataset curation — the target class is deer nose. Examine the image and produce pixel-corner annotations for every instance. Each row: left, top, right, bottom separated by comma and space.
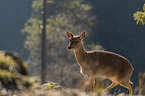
68, 46, 71, 49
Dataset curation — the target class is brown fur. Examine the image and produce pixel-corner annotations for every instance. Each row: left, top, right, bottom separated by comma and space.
66, 31, 133, 95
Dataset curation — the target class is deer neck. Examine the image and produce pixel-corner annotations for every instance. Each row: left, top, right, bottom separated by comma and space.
73, 42, 86, 65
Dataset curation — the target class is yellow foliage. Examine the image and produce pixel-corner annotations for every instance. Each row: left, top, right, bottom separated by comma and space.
42, 81, 62, 90
44, 82, 52, 88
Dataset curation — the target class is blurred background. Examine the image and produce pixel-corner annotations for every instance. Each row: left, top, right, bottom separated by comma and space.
0, 0, 145, 95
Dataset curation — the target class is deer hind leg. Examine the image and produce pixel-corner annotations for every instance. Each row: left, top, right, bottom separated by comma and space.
102, 81, 119, 93
119, 80, 133, 96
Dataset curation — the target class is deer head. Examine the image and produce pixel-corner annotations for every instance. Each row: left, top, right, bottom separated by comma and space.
66, 31, 86, 51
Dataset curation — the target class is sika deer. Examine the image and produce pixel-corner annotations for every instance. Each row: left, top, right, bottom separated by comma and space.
66, 31, 134, 95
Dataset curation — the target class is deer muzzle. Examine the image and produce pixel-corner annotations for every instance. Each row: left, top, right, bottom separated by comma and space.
67, 46, 71, 50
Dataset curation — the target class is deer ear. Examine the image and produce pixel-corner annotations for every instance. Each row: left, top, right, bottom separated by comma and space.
80, 32, 86, 39
66, 30, 74, 39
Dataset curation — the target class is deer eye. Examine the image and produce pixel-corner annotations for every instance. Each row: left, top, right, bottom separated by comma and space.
75, 41, 78, 43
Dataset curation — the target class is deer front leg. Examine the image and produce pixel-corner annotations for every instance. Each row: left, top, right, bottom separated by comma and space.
84, 75, 94, 92
91, 77, 95, 92
84, 77, 91, 92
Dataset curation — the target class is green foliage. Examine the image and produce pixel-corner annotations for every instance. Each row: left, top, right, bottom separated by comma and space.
134, 4, 145, 24
0, 70, 16, 84
32, 0, 43, 13
0, 51, 38, 89
22, 17, 42, 71
0, 52, 15, 70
